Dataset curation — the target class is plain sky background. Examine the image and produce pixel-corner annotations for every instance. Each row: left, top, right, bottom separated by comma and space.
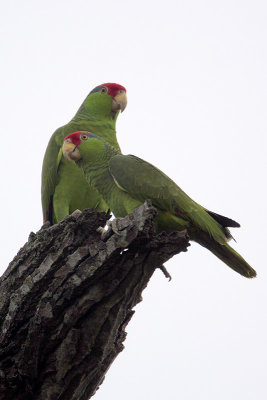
1, 1, 266, 399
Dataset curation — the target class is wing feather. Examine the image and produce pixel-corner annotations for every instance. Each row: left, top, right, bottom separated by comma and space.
41, 128, 63, 222
109, 154, 227, 243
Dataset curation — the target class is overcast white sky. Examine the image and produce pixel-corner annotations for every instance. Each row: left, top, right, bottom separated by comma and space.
1, 1, 266, 399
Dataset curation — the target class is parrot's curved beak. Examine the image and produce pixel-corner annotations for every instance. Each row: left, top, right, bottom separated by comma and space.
111, 91, 127, 113
63, 139, 81, 162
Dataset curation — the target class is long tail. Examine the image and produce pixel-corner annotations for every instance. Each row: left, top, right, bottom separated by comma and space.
193, 231, 256, 278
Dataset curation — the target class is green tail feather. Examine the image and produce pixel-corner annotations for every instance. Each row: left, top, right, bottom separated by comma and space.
193, 232, 256, 278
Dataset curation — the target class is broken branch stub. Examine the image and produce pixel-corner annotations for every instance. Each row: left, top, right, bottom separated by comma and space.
0, 201, 189, 400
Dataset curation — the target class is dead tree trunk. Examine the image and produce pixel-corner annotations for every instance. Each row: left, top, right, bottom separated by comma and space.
0, 201, 189, 400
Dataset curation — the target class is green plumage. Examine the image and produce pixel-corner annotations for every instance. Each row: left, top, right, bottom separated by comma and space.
66, 133, 256, 278
41, 90, 121, 224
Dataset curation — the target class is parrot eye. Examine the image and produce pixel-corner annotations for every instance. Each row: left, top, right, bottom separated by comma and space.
100, 86, 108, 94
117, 89, 125, 94
80, 133, 88, 141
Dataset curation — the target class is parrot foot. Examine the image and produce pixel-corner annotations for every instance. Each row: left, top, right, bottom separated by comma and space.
96, 226, 108, 240
106, 218, 125, 235
158, 265, 172, 281
97, 218, 129, 246
97, 220, 116, 240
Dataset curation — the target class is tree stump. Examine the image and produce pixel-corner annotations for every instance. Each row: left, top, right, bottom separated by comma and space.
0, 201, 189, 400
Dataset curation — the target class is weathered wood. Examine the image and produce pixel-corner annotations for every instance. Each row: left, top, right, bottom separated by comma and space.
0, 201, 189, 400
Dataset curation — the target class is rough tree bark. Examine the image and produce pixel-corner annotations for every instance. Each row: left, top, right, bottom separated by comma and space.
0, 201, 189, 400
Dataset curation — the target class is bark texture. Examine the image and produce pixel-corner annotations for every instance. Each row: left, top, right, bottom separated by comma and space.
0, 201, 189, 400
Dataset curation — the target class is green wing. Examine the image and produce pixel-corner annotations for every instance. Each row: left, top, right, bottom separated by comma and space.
109, 155, 184, 209
41, 122, 83, 222
41, 127, 63, 222
109, 154, 227, 243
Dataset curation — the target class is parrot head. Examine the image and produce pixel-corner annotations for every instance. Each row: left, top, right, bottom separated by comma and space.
63, 131, 110, 164
89, 83, 127, 113
78, 83, 127, 120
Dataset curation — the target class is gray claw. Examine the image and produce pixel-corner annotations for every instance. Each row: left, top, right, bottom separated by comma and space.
96, 218, 130, 246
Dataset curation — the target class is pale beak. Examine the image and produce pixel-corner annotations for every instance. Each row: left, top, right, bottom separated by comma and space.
62, 139, 81, 162
111, 91, 127, 113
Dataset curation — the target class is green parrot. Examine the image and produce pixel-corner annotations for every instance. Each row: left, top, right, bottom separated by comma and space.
62, 131, 256, 278
41, 83, 127, 224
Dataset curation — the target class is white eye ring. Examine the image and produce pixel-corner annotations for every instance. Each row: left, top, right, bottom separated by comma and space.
100, 86, 108, 94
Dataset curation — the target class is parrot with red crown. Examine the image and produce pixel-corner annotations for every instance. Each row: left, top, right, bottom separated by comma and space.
41, 83, 127, 224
